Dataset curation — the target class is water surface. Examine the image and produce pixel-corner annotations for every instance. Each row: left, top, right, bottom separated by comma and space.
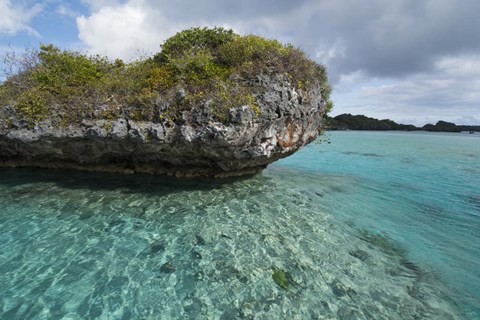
0, 131, 479, 319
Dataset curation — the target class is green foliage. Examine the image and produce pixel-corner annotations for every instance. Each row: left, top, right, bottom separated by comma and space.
204, 81, 260, 122
327, 114, 418, 131
32, 44, 108, 99
14, 88, 49, 127
4, 44, 118, 125
325, 100, 334, 114
154, 27, 235, 63
423, 121, 461, 132
457, 124, 480, 132
146, 64, 176, 90
168, 48, 231, 84
99, 60, 153, 109
218, 35, 285, 67
0, 83, 8, 107
327, 114, 476, 132
101, 120, 113, 132
1, 27, 332, 126
152, 28, 235, 88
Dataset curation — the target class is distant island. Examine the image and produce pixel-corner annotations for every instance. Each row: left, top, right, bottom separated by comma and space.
326, 114, 479, 133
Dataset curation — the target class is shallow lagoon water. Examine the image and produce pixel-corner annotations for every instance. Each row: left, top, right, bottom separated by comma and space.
0, 131, 479, 319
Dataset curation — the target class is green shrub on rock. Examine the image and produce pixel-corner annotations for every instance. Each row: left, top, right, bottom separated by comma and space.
0, 27, 332, 127
168, 48, 232, 85
32, 44, 108, 98
15, 88, 49, 127
218, 34, 286, 67
153, 27, 236, 63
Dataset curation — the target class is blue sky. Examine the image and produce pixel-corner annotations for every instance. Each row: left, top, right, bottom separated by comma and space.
0, 1, 83, 48
1, 0, 479, 125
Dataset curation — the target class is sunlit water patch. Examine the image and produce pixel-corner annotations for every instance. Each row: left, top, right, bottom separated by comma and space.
0, 131, 478, 319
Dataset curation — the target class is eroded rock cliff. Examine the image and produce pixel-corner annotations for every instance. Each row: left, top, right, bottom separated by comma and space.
0, 74, 326, 177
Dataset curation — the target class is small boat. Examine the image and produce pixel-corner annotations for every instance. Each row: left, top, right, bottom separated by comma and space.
469, 131, 475, 134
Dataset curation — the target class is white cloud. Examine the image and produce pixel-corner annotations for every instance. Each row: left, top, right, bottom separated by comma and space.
435, 55, 480, 79
81, 0, 122, 12
75, 0, 480, 124
315, 41, 346, 66
77, 2, 184, 60
361, 55, 480, 109
55, 3, 80, 18
76, 0, 314, 61
332, 54, 480, 125
0, 0, 43, 35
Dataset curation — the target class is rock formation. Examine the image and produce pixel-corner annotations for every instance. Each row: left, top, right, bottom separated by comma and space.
0, 74, 326, 177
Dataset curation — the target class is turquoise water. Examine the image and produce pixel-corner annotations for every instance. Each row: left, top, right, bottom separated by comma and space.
0, 131, 479, 319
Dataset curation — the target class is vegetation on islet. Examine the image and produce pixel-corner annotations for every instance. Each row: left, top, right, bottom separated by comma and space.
0, 27, 332, 128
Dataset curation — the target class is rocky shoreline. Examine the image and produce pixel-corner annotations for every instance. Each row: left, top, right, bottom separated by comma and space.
0, 75, 326, 177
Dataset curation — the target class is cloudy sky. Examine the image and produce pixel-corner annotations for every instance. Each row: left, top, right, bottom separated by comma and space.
1, 0, 479, 125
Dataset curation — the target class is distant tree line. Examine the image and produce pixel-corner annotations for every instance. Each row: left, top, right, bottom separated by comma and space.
326, 114, 479, 132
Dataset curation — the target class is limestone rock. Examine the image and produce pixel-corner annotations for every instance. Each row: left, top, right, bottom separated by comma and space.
0, 74, 326, 177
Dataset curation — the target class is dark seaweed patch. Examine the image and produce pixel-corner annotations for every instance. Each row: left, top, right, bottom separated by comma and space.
341, 151, 382, 158
357, 229, 406, 256
349, 249, 370, 262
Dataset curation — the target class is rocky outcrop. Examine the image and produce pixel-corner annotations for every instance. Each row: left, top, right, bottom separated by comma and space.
0, 74, 326, 177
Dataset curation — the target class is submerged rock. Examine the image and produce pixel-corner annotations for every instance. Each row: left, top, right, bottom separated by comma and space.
0, 74, 326, 178
160, 262, 176, 274
331, 279, 347, 297
191, 251, 202, 260
149, 241, 166, 255
195, 235, 206, 246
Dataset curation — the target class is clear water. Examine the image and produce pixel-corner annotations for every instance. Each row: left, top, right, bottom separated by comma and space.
0, 131, 479, 319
